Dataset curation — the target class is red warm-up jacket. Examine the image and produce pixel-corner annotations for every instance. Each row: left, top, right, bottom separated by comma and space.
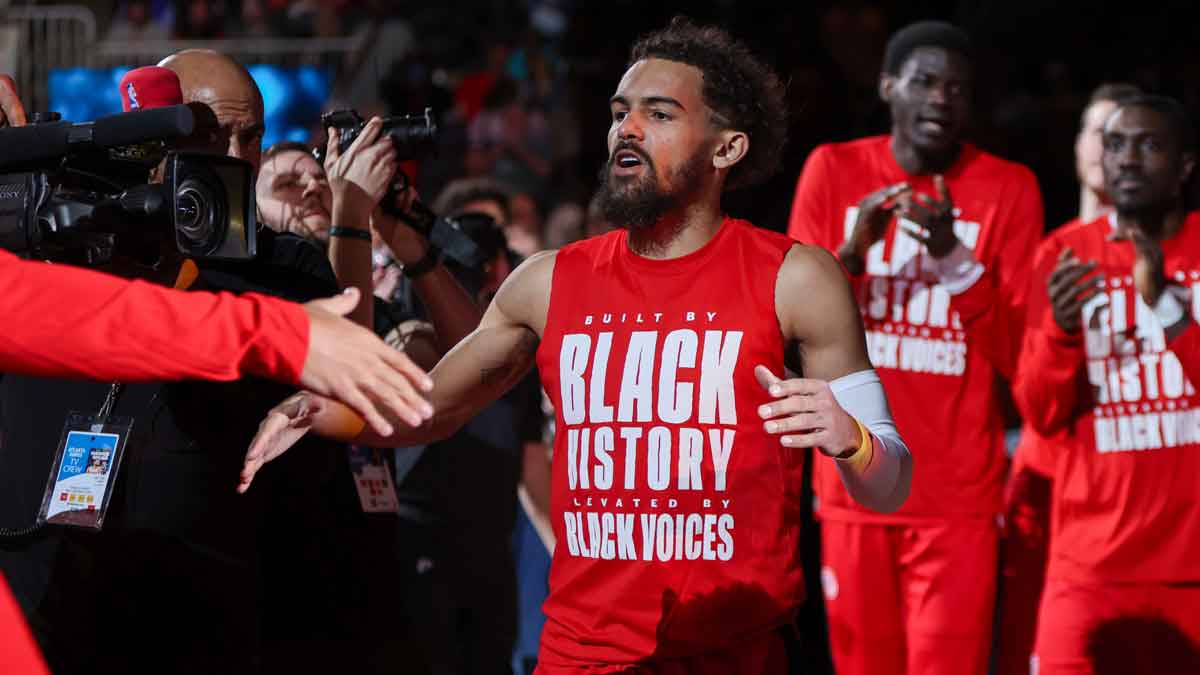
0, 248, 309, 383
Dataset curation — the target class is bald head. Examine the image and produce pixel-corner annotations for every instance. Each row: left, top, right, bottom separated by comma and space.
159, 49, 266, 170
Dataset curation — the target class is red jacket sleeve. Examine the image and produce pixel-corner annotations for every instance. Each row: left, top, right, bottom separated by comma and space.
949, 165, 1044, 380
1013, 235, 1088, 434
0, 250, 309, 384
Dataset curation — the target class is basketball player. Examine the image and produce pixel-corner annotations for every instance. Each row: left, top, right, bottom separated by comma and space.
994, 82, 1140, 675
240, 17, 912, 674
1017, 94, 1200, 675
788, 21, 1044, 675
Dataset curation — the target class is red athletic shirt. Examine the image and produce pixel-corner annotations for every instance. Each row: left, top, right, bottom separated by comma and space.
535, 219, 803, 667
789, 136, 1043, 522
1015, 213, 1200, 583
0, 249, 308, 384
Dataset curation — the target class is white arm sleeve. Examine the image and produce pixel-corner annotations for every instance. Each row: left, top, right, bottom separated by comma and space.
827, 369, 912, 513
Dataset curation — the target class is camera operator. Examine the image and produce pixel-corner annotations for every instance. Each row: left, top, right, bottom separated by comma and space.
0, 53, 442, 674
0, 74, 430, 431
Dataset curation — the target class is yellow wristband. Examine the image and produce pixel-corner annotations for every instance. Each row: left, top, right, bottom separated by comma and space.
836, 417, 874, 471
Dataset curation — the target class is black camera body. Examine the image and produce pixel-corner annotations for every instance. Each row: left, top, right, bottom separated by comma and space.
321, 107, 437, 221
323, 107, 437, 164
318, 107, 485, 270
0, 106, 256, 266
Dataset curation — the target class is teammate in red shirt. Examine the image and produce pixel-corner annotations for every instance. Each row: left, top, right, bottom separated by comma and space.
788, 21, 1043, 675
1016, 95, 1200, 675
240, 18, 913, 673
994, 82, 1141, 675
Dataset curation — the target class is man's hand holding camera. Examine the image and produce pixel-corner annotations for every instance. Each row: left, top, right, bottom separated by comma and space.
323, 117, 431, 264
325, 117, 398, 228
323, 116, 402, 326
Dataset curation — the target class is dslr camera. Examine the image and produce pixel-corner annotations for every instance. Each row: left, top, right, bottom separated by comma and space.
320, 107, 437, 221
0, 104, 256, 266
320, 107, 485, 269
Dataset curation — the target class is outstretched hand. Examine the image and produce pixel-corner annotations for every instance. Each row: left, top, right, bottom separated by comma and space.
299, 287, 433, 436
238, 392, 324, 493
754, 365, 862, 458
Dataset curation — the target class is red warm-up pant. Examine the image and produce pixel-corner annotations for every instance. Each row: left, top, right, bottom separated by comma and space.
1033, 578, 1200, 675
995, 460, 1053, 675
820, 519, 999, 675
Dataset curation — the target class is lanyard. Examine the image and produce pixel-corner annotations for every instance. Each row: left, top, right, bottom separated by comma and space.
97, 383, 124, 423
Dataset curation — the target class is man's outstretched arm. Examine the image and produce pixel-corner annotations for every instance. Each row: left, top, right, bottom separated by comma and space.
0, 251, 434, 437
239, 250, 556, 492
761, 244, 912, 513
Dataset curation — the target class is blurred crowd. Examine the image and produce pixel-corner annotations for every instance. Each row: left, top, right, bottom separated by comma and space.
106, 0, 397, 40
93, 0, 1200, 245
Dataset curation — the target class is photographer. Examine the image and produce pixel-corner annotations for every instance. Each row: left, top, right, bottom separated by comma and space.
255, 124, 480, 344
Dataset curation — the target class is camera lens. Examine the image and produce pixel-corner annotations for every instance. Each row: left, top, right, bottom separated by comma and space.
386, 108, 438, 158
174, 176, 226, 255
176, 190, 201, 229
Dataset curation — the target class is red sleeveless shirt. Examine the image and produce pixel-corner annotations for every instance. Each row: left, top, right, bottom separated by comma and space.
535, 218, 803, 667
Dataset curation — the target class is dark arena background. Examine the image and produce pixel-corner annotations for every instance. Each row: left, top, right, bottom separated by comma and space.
4, 1, 1200, 674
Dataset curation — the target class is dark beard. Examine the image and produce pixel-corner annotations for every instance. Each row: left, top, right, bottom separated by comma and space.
595, 148, 706, 230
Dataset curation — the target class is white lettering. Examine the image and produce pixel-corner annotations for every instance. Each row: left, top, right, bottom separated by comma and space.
589, 332, 615, 423
658, 330, 697, 424
716, 514, 735, 561
699, 331, 742, 424
647, 427, 671, 490
617, 332, 657, 422
559, 334, 590, 424
709, 428, 735, 491
620, 427, 642, 489
593, 427, 614, 490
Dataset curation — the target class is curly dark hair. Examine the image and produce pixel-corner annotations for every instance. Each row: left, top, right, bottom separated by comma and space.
629, 16, 788, 191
